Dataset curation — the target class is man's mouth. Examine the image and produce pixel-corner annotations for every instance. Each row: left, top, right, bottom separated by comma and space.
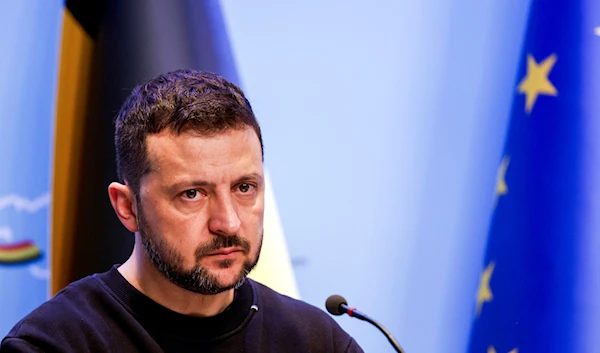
205, 247, 244, 259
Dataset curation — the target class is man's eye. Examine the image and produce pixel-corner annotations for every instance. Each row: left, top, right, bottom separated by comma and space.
184, 189, 199, 199
238, 183, 252, 193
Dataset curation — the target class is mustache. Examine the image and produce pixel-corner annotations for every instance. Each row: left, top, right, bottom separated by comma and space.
195, 235, 251, 259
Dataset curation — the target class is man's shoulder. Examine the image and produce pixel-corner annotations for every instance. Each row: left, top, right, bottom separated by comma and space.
1, 272, 111, 351
247, 279, 345, 332
24, 273, 106, 321
247, 279, 364, 352
249, 279, 330, 319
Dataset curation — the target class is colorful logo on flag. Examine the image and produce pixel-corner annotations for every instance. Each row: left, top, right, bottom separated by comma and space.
0, 194, 48, 265
0, 240, 42, 264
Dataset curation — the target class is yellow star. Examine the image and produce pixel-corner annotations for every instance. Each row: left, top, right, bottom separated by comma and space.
488, 346, 518, 353
517, 53, 558, 113
476, 262, 495, 317
495, 156, 510, 203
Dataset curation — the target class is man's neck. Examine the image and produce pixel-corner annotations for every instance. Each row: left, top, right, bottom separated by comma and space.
118, 244, 235, 317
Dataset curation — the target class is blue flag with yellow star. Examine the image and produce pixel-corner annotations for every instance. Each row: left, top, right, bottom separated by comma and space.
468, 0, 600, 352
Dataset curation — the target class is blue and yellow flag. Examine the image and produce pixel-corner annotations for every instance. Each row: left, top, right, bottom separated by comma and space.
468, 0, 600, 352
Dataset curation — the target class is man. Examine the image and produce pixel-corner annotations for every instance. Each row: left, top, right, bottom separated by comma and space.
0, 69, 363, 352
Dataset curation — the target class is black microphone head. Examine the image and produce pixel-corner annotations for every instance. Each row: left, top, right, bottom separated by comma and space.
325, 294, 348, 316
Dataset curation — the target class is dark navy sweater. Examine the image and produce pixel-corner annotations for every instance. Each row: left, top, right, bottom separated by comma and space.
1, 266, 363, 352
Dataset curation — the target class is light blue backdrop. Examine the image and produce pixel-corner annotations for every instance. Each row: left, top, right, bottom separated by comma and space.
0, 1, 536, 350
220, 1, 531, 352
0, 1, 63, 337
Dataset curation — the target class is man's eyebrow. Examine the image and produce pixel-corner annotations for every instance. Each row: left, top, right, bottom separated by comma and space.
232, 173, 264, 185
166, 173, 263, 191
167, 180, 216, 192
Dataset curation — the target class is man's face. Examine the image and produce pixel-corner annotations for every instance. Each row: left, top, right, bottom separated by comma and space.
136, 127, 264, 295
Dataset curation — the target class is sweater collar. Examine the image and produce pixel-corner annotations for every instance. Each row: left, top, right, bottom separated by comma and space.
97, 265, 255, 342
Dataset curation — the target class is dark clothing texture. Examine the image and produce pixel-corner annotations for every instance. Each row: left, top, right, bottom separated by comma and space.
1, 266, 363, 352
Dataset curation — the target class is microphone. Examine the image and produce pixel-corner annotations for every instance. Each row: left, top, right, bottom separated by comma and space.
326, 294, 405, 353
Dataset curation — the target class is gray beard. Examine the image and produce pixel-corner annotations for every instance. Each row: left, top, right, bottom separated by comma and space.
136, 202, 262, 295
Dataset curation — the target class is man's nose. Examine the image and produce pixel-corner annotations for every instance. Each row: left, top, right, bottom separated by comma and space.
208, 194, 241, 237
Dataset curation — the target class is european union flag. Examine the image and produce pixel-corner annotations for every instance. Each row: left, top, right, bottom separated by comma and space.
468, 0, 600, 352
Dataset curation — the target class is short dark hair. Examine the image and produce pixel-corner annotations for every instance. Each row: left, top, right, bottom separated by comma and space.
114, 69, 263, 194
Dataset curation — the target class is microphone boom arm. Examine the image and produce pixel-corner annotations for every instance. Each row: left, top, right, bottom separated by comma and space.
340, 304, 405, 353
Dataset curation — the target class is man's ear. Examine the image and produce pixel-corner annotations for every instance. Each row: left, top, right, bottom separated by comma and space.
108, 182, 139, 233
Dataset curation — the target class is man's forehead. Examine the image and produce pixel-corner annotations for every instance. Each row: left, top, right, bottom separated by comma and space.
144, 128, 263, 176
